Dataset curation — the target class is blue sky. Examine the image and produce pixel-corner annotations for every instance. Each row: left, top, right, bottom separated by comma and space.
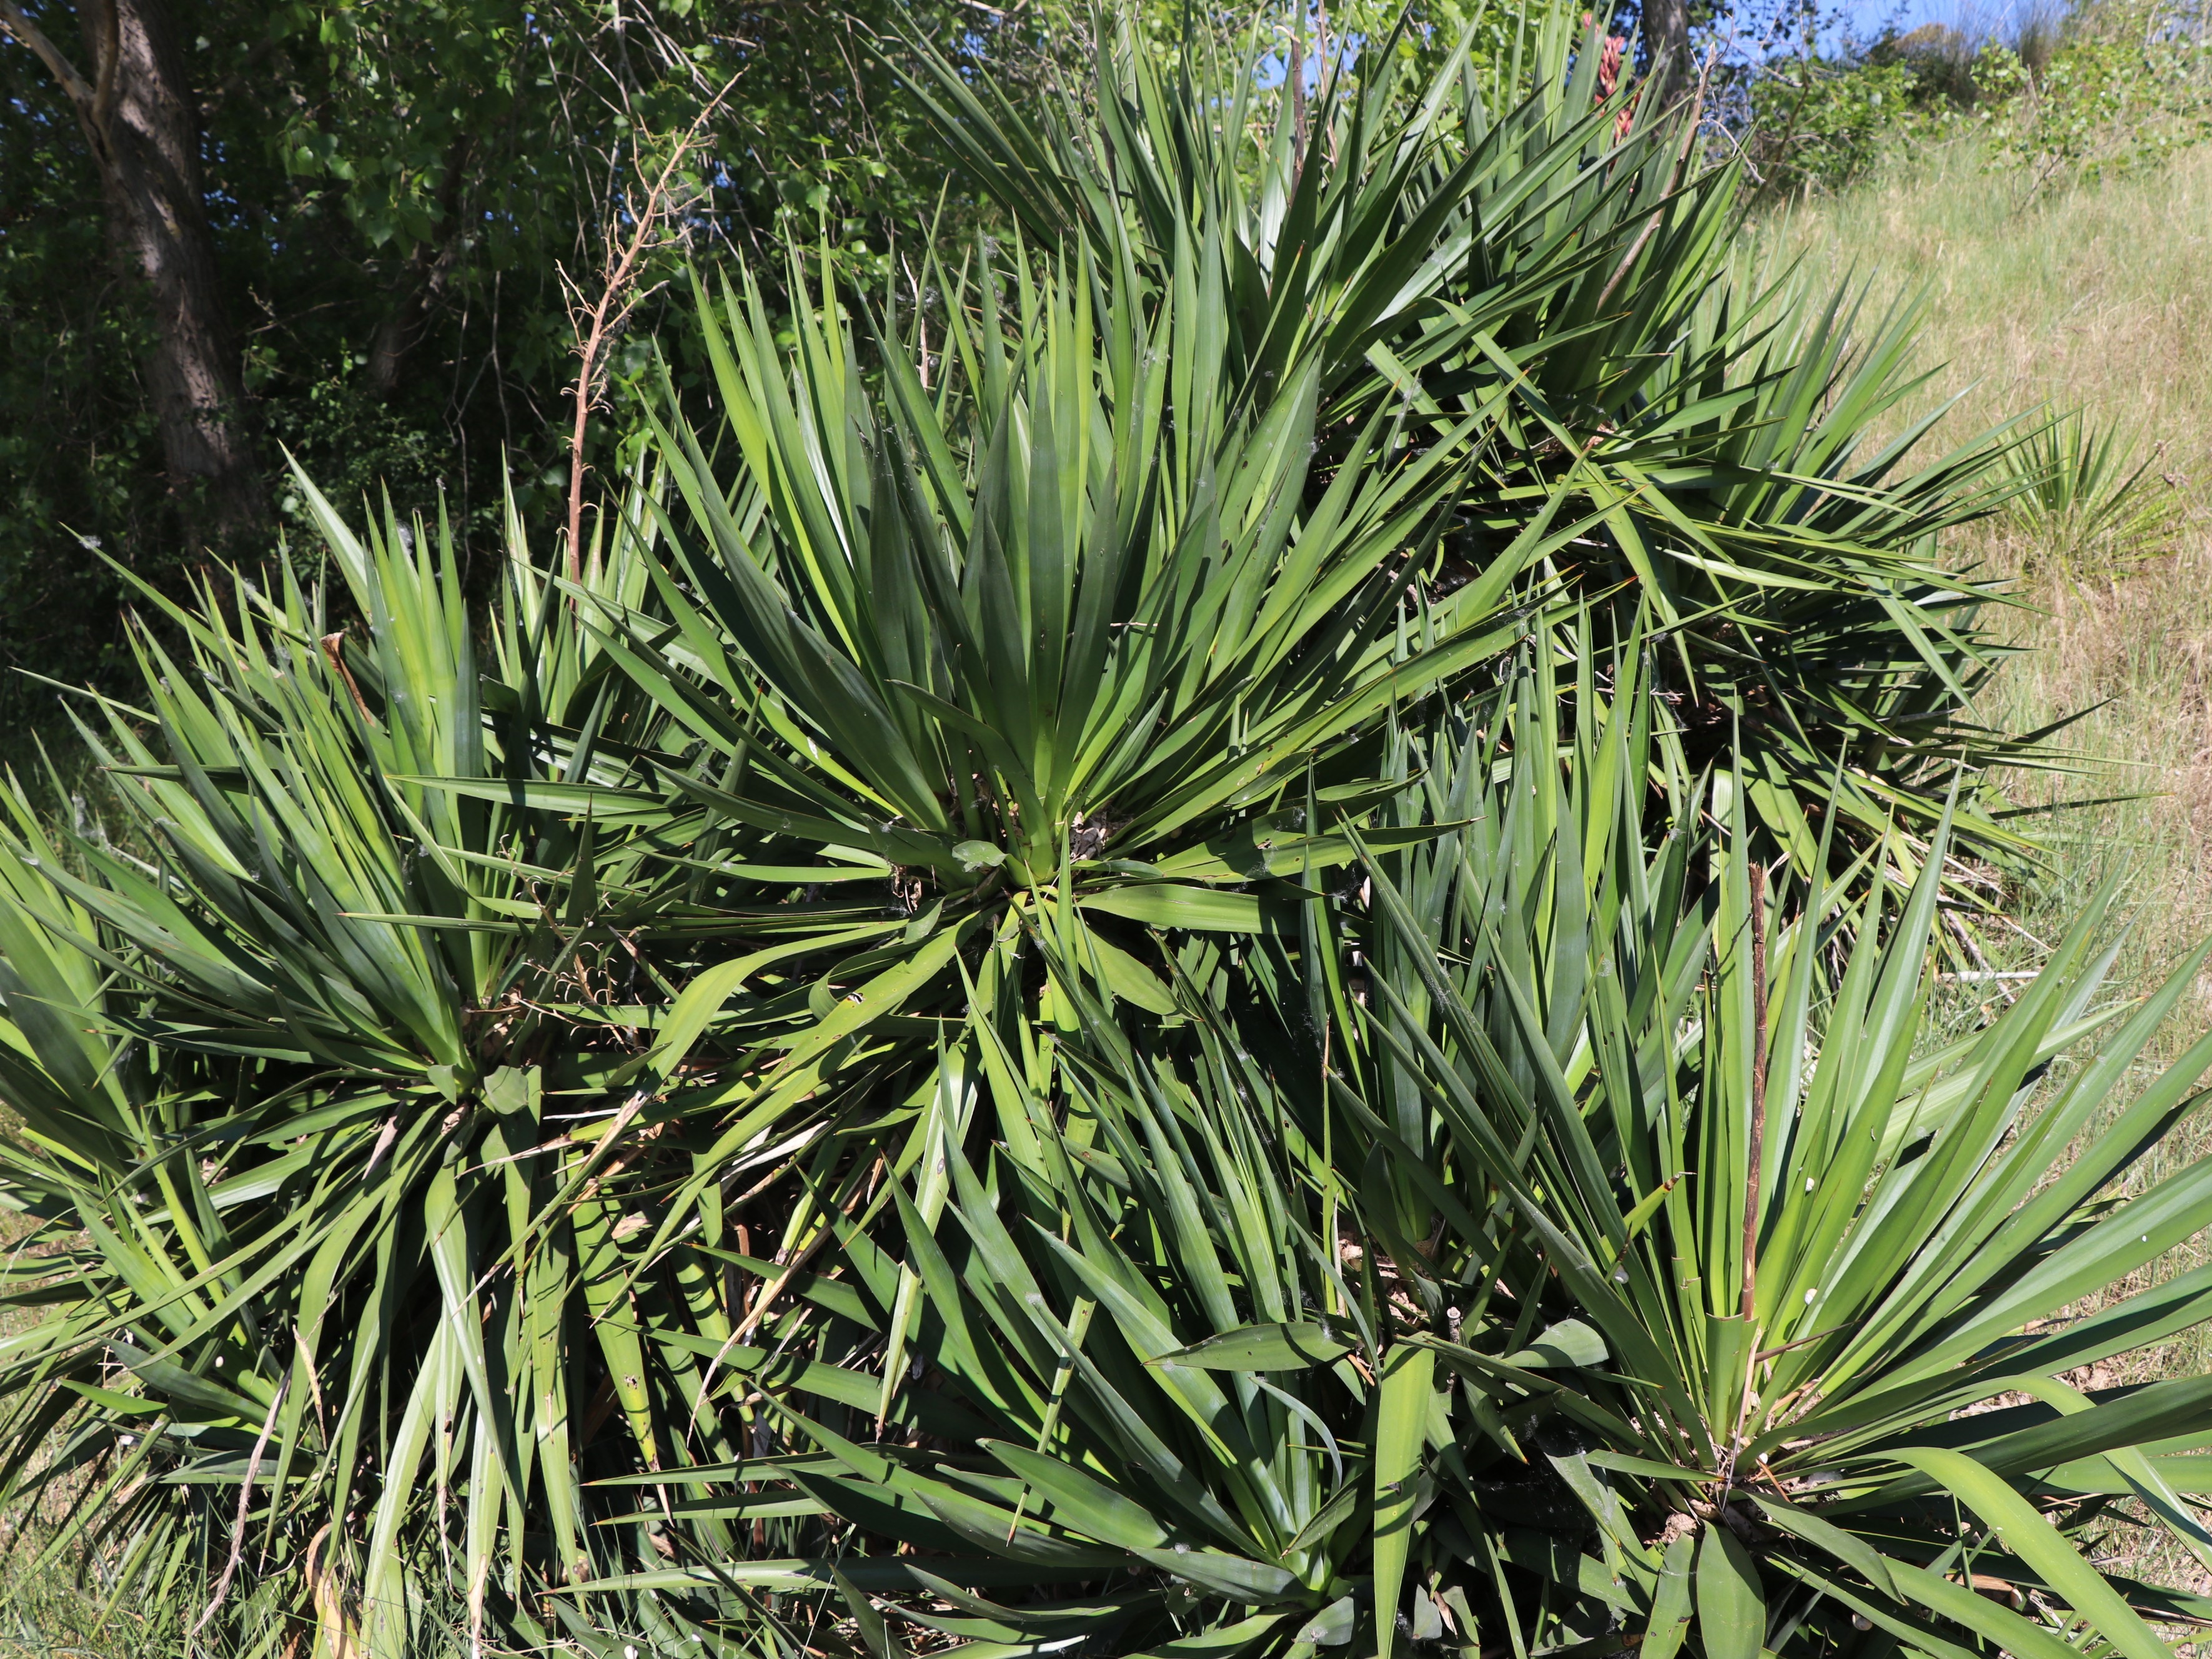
1815, 0, 2043, 46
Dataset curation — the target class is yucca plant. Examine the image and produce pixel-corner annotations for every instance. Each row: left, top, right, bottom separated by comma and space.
1336, 629, 2212, 1657
0, 12, 2154, 1657
564, 239, 1572, 1051
900, 3, 2050, 903
0, 479, 885, 1655
561, 969, 1475, 1656
2001, 405, 2181, 575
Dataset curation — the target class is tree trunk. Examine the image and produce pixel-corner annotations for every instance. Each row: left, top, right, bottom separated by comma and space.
1642, 0, 1690, 106
365, 135, 475, 400
1, 0, 265, 544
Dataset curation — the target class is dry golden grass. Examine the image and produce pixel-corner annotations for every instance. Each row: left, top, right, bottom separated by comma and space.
1756, 138, 2212, 983
1754, 136, 2212, 1626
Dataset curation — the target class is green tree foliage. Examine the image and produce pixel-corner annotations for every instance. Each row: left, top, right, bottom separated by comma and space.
1738, 0, 2212, 200
0, 0, 1043, 726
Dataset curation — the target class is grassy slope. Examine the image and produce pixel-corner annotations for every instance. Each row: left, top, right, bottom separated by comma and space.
1761, 140, 2212, 977
1748, 137, 2212, 1617
1762, 137, 2212, 1505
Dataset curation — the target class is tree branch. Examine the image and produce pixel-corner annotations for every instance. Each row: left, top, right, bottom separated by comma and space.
0, 0, 97, 119
86, 0, 119, 131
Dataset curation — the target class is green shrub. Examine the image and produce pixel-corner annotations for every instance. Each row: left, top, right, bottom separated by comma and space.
1740, 0, 2212, 204
1, 8, 2197, 1658
1748, 56, 1928, 197
1979, 0, 2212, 192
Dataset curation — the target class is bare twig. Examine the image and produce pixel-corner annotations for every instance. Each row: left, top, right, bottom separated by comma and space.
0, 0, 127, 184
560, 73, 740, 580
1590, 42, 1719, 319
193, 1371, 291, 1637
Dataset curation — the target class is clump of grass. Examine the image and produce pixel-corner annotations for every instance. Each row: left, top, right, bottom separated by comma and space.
0, 1533, 171, 1656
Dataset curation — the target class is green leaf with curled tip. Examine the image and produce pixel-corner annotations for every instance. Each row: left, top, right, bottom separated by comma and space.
1149, 1320, 1361, 1373
954, 839, 1006, 871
